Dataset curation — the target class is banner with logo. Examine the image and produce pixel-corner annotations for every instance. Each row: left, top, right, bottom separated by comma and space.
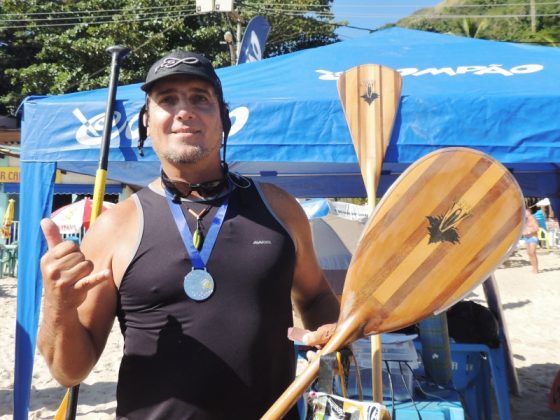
237, 16, 270, 64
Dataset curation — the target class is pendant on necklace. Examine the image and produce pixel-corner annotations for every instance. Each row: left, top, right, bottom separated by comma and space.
192, 226, 204, 250
188, 206, 212, 250
184, 269, 215, 301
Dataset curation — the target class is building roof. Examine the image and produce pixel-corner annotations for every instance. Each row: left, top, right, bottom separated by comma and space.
0, 129, 21, 157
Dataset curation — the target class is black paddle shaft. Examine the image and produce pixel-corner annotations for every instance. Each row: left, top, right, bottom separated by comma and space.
98, 45, 131, 171
65, 45, 130, 420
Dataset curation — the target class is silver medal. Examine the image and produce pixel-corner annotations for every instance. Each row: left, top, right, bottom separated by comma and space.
184, 269, 215, 301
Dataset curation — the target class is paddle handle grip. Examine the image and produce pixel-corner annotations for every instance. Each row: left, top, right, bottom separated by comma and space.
261, 320, 359, 419
90, 169, 108, 226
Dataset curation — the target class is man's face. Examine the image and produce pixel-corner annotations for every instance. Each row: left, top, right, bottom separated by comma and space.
145, 75, 223, 166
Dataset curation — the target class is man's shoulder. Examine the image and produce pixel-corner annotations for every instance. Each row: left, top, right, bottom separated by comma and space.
257, 181, 293, 201
256, 182, 299, 211
256, 182, 307, 230
84, 197, 139, 241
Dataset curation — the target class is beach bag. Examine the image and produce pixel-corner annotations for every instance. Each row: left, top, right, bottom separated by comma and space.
306, 348, 390, 420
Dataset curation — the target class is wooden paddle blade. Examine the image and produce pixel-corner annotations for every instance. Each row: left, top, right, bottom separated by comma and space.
337, 64, 402, 200
341, 147, 524, 336
262, 147, 523, 420
338, 64, 402, 404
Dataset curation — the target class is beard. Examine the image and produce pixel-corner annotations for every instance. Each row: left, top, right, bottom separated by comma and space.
157, 138, 222, 165
162, 144, 210, 165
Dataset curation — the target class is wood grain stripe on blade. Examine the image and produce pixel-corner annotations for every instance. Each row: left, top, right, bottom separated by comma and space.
441, 171, 522, 278
344, 151, 493, 301
338, 65, 402, 199
340, 153, 486, 324
380, 214, 521, 332
363, 149, 493, 239
437, 216, 521, 309
343, 150, 522, 334
377, 173, 523, 331
379, 164, 516, 304
436, 189, 523, 308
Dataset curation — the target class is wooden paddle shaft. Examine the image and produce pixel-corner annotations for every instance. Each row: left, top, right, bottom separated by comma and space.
338, 64, 402, 402
261, 317, 360, 419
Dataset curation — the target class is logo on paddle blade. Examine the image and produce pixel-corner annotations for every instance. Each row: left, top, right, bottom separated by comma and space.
360, 80, 379, 105
427, 201, 471, 244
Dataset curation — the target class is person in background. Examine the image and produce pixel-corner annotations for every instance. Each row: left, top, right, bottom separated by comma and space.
37, 50, 339, 419
523, 208, 540, 273
534, 207, 547, 231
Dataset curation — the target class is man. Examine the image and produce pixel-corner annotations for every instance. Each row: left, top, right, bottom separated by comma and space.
38, 51, 340, 419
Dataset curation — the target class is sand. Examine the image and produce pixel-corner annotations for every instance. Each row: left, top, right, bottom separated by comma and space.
1, 246, 559, 419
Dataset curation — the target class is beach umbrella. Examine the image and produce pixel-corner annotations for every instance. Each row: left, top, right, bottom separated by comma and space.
1, 198, 15, 239
536, 197, 551, 207
51, 197, 114, 235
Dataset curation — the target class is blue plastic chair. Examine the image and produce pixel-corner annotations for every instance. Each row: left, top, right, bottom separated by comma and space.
416, 341, 511, 420
0, 243, 17, 278
455, 342, 511, 420
0, 245, 8, 278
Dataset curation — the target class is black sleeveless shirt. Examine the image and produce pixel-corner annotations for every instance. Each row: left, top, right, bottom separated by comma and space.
115, 180, 299, 419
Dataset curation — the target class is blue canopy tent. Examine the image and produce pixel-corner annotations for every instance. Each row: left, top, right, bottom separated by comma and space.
15, 28, 560, 418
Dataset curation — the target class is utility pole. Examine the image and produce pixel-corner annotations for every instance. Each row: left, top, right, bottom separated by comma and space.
196, 0, 240, 66
223, 31, 237, 65
223, 4, 243, 65
236, 9, 242, 61
530, 0, 537, 33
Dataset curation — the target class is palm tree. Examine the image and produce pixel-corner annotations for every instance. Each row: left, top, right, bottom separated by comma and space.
458, 17, 489, 38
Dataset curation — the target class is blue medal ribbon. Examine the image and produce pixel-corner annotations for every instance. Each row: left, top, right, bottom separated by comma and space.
164, 185, 230, 270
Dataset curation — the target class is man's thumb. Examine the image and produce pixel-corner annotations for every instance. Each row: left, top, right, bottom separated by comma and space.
40, 218, 63, 249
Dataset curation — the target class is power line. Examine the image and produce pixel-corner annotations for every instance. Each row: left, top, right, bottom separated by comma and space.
328, 1, 560, 7
245, 4, 559, 20
0, 3, 195, 18
0, 10, 199, 30
1, 2, 557, 38
242, 2, 560, 19
246, 1, 560, 9
2, 1, 558, 29
406, 12, 560, 19
2, 10, 192, 24
240, 2, 560, 40
2, 0, 558, 20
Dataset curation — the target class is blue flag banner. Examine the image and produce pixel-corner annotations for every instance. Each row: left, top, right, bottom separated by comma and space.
237, 16, 270, 64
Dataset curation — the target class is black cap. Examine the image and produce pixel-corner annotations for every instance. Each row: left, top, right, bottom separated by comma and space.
141, 50, 223, 96
137, 50, 232, 158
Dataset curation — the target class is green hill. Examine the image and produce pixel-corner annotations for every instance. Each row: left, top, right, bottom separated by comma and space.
396, 0, 559, 46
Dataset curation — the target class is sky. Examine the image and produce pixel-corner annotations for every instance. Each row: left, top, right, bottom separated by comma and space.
332, 0, 443, 39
